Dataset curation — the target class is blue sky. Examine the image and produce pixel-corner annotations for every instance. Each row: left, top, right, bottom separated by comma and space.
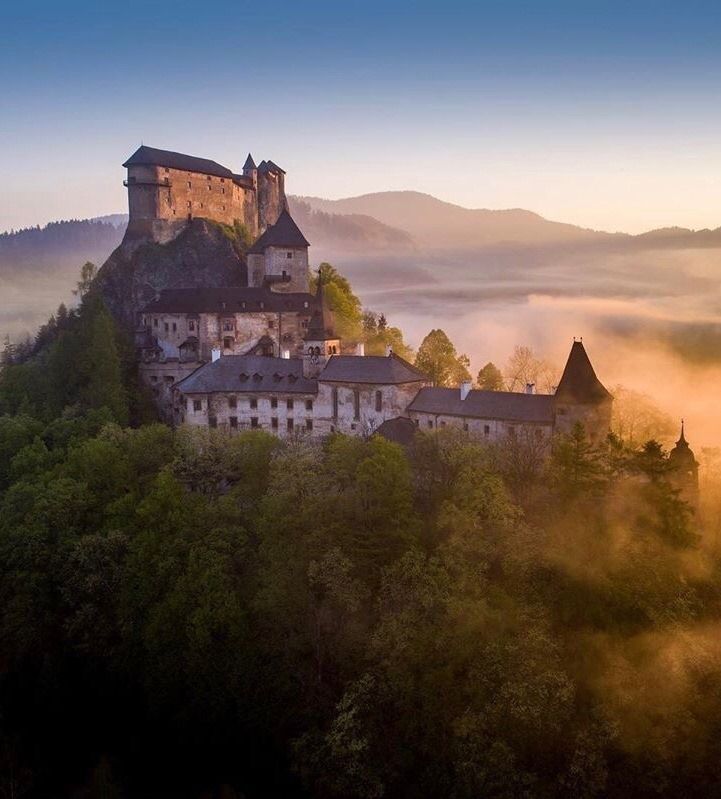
3, 0, 721, 232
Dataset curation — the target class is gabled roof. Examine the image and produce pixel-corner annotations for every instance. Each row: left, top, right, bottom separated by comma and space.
243, 153, 256, 170
554, 341, 612, 404
175, 355, 317, 395
319, 354, 428, 385
141, 287, 314, 314
408, 387, 555, 423
258, 159, 285, 174
248, 209, 310, 253
123, 146, 235, 179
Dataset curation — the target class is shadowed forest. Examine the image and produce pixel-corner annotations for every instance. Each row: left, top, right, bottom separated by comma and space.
2, 283, 721, 798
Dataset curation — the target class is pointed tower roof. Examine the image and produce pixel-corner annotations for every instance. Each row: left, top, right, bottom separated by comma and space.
243, 153, 256, 170
305, 271, 337, 341
555, 340, 612, 404
248, 208, 310, 253
669, 420, 698, 466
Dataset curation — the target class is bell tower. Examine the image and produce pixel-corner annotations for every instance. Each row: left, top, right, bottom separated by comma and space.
303, 272, 340, 378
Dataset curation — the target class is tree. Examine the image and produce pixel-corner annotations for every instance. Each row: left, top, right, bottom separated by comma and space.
311, 263, 363, 341
611, 385, 675, 446
362, 311, 413, 361
74, 261, 97, 298
504, 345, 558, 393
476, 362, 504, 391
415, 329, 471, 387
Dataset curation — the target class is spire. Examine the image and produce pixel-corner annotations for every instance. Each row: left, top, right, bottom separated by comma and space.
243, 153, 256, 171
305, 268, 337, 341
677, 419, 688, 447
555, 340, 612, 404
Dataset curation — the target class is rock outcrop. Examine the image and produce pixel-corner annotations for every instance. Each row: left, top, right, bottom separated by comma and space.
95, 219, 247, 328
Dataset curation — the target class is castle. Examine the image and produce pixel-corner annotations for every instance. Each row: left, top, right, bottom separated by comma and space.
127, 145, 614, 444
123, 145, 286, 244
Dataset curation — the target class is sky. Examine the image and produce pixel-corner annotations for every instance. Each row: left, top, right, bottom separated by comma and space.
3, 0, 721, 234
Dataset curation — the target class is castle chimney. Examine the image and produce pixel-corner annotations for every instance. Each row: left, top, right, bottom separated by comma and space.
460, 381, 472, 401
525, 382, 535, 394
356, 342, 365, 357
211, 348, 221, 363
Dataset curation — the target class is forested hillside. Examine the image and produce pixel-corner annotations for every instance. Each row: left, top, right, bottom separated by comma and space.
1, 285, 721, 798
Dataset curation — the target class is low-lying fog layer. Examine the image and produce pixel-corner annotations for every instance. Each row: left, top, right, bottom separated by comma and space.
321, 243, 721, 448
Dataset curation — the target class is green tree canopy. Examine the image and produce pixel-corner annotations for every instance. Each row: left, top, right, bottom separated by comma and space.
414, 329, 471, 386
476, 361, 505, 391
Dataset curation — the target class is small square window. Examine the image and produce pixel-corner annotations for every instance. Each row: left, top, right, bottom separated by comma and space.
164, 167, 169, 173
286, 251, 293, 259
268, 319, 275, 329
250, 398, 258, 410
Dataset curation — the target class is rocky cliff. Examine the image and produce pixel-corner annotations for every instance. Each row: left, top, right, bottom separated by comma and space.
95, 220, 247, 328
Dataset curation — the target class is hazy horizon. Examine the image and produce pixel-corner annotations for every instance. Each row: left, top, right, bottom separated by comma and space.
4, 1, 721, 234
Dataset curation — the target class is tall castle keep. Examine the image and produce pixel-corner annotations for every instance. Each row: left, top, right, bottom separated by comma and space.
123, 146, 286, 244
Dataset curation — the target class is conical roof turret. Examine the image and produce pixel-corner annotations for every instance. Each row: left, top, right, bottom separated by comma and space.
243, 153, 256, 171
555, 340, 612, 403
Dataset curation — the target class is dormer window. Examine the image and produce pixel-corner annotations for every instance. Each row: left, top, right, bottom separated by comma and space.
239, 373, 249, 382
252, 372, 262, 381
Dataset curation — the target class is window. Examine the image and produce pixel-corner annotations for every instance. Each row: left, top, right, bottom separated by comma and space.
251, 417, 259, 428
164, 376, 174, 384
221, 187, 225, 194
209, 416, 217, 429
306, 419, 313, 431
223, 337, 233, 350
305, 399, 313, 411
375, 390, 382, 412
484, 424, 490, 436
187, 201, 191, 208
228, 396, 237, 409
463, 422, 469, 432
271, 397, 278, 409
268, 319, 275, 329
353, 389, 360, 421
332, 387, 338, 420
250, 398, 258, 410
207, 184, 212, 191
287, 418, 294, 432
286, 251, 293, 259
271, 417, 278, 429
164, 167, 169, 173
301, 320, 308, 329
287, 399, 294, 410
164, 322, 169, 332
151, 375, 158, 383
427, 420, 434, 428
187, 181, 192, 188
189, 320, 196, 331
507, 425, 516, 438
440, 421, 447, 427
153, 318, 158, 327
172, 322, 177, 332
193, 399, 202, 412
303, 301, 309, 308
229, 416, 238, 429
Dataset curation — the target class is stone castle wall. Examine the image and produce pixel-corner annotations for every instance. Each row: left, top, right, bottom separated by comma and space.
125, 163, 284, 244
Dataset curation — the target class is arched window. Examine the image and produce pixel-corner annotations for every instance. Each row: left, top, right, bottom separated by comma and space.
307, 346, 314, 355
314, 346, 321, 356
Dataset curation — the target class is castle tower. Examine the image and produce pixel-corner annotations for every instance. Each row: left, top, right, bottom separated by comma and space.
554, 339, 613, 442
303, 273, 340, 378
243, 153, 257, 189
668, 421, 699, 504
247, 208, 310, 292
